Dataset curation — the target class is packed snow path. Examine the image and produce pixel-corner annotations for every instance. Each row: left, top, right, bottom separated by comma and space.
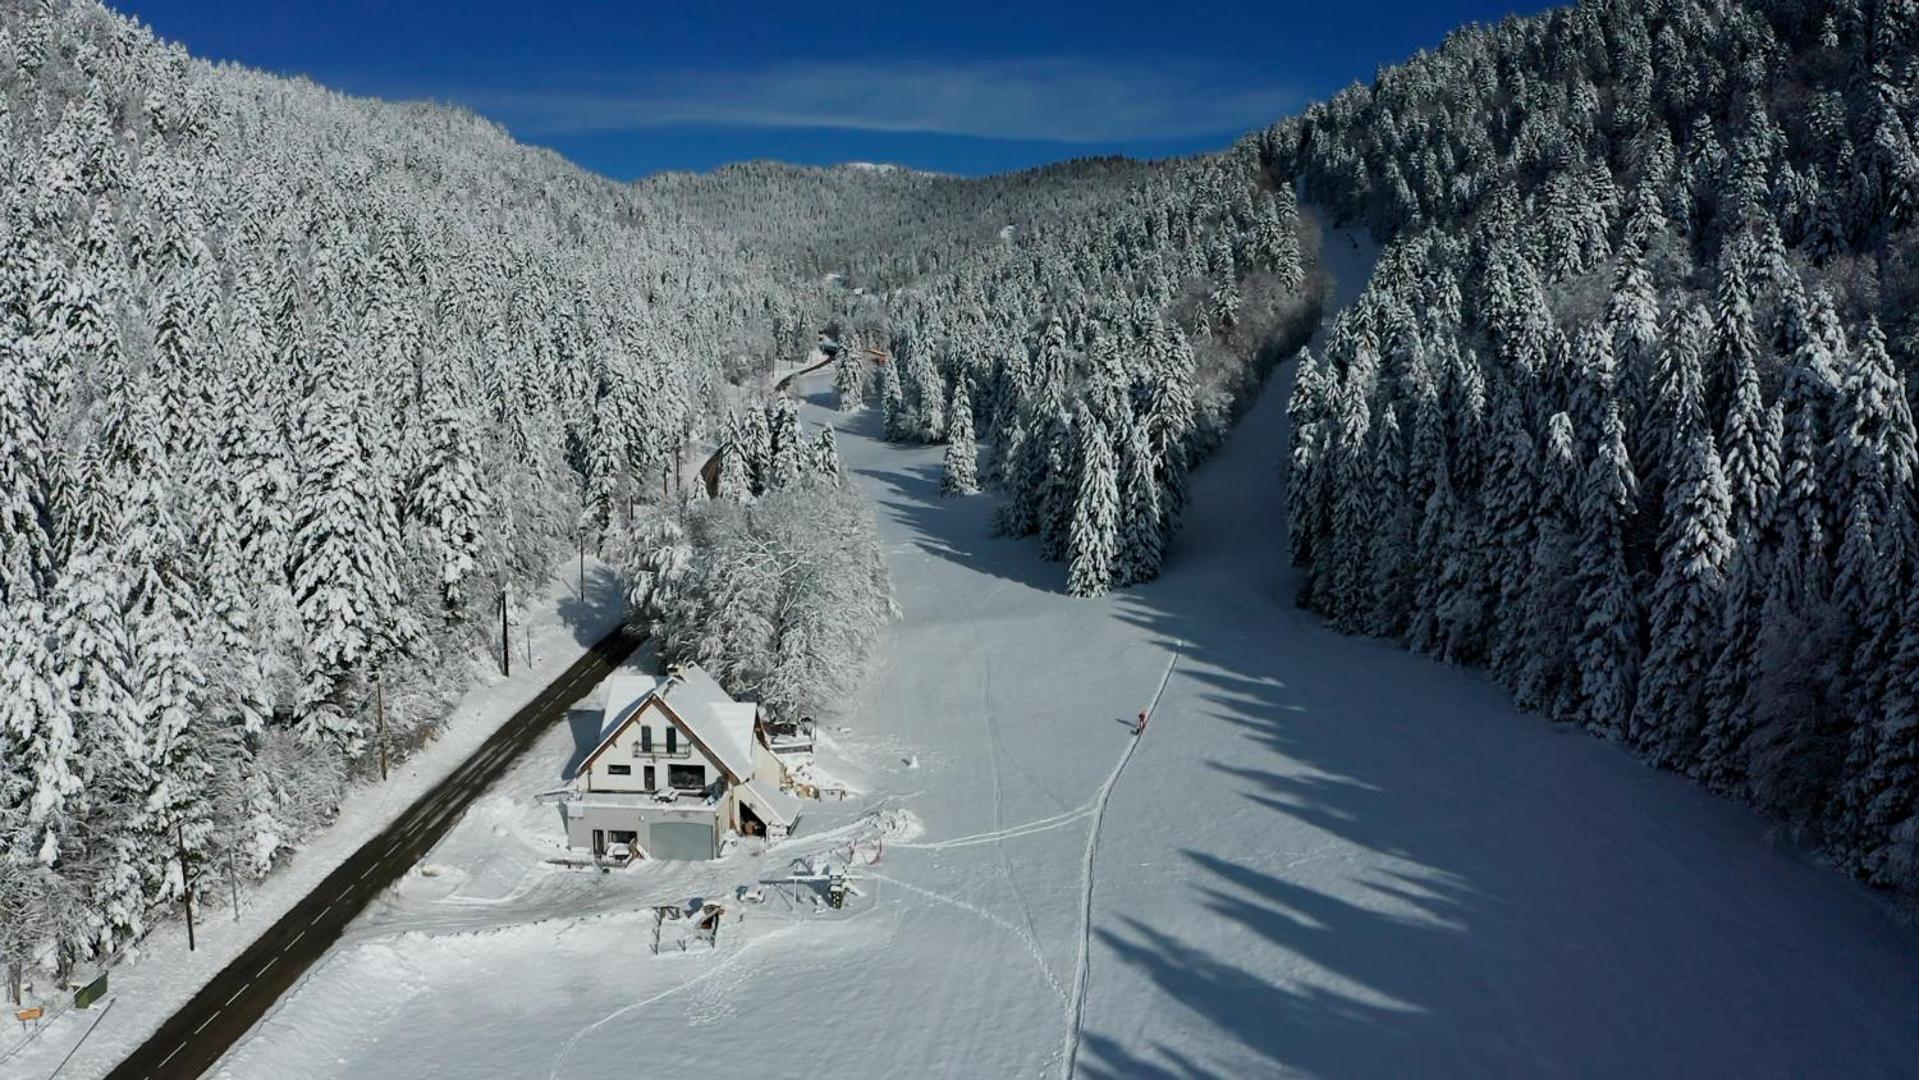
207, 232, 1919, 1079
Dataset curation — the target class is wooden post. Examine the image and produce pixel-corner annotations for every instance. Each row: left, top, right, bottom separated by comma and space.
177, 822, 195, 953
499, 588, 511, 677
376, 677, 389, 782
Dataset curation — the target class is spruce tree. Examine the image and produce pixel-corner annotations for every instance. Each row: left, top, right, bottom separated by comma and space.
1116, 411, 1164, 585
1570, 404, 1640, 738
716, 438, 754, 502
1633, 428, 1733, 770
0, 597, 81, 867
1067, 410, 1119, 598
808, 426, 842, 485
766, 394, 804, 491
941, 376, 979, 496
1037, 406, 1078, 563
409, 397, 491, 618
834, 346, 865, 412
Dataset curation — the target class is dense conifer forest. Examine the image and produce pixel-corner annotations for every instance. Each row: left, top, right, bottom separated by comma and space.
1272, 0, 1919, 893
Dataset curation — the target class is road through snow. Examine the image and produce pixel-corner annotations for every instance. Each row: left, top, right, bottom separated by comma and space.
207, 228, 1919, 1079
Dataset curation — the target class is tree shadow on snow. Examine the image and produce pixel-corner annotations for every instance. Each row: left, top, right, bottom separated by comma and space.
559, 707, 604, 782
1067, 362, 1919, 1076
850, 456, 1068, 595
553, 562, 628, 646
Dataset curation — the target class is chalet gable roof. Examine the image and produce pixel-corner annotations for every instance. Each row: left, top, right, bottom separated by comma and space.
578, 664, 757, 782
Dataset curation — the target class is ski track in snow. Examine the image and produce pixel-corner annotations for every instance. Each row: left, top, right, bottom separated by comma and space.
1060, 642, 1181, 1079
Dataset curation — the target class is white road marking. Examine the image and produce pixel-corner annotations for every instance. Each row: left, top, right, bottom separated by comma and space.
193, 1009, 221, 1035
257, 956, 277, 978
224, 984, 248, 1007
309, 903, 331, 925
160, 1042, 186, 1067
287, 928, 305, 948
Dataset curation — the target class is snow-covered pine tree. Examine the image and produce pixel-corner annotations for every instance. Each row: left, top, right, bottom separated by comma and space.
1285, 347, 1331, 569
1364, 403, 1415, 640
1632, 426, 1733, 771
1067, 408, 1120, 598
583, 387, 628, 543
0, 338, 55, 605
741, 405, 773, 495
990, 417, 1039, 541
0, 596, 82, 867
910, 347, 945, 441
1116, 409, 1164, 586
941, 376, 979, 496
1037, 406, 1078, 563
1698, 344, 1781, 782
766, 394, 803, 492
808, 426, 842, 485
409, 396, 491, 618
290, 362, 407, 756
1570, 403, 1641, 738
716, 437, 754, 503
879, 358, 906, 442
130, 594, 218, 910
833, 343, 866, 412
1513, 411, 1582, 716
49, 549, 146, 951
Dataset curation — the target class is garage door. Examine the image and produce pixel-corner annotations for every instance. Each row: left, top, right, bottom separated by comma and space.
648, 820, 716, 861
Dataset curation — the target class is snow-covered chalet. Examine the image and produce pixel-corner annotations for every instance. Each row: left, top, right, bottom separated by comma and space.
564, 661, 803, 860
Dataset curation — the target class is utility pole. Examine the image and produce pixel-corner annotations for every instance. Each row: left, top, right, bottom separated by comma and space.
376, 676, 389, 782
578, 529, 586, 596
176, 822, 195, 952
226, 848, 241, 922
499, 588, 510, 677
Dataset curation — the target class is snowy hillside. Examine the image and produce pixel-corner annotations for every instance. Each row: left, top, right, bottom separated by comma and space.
208, 235, 1919, 1078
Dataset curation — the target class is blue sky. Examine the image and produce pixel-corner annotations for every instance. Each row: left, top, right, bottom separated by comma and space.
114, 1, 1552, 179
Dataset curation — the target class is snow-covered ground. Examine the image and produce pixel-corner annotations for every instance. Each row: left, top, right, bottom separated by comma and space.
1, 557, 626, 1080
203, 231, 1919, 1080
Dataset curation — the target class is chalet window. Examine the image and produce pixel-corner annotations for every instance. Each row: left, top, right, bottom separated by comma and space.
607, 764, 632, 776
669, 764, 703, 791
666, 728, 678, 754
640, 727, 653, 753
643, 765, 656, 791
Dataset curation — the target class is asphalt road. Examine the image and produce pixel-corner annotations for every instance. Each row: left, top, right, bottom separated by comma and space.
105, 624, 644, 1080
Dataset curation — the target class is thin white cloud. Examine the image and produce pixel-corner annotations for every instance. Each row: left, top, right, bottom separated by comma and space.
454, 58, 1299, 144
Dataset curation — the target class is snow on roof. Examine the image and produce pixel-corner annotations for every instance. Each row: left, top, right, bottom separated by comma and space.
595, 663, 757, 781
737, 779, 802, 829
